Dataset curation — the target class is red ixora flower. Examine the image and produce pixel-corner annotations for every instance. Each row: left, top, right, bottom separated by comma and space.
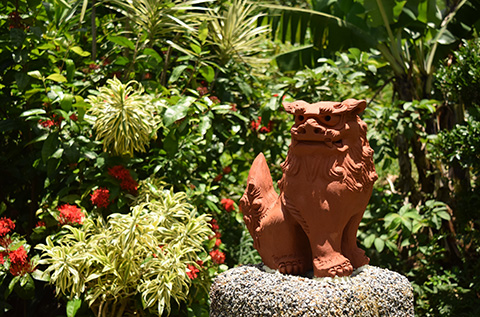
250, 117, 273, 133
57, 204, 84, 226
186, 264, 200, 279
209, 219, 219, 232
9, 246, 27, 265
0, 237, 12, 249
9, 248, 36, 277
108, 165, 138, 194
90, 187, 110, 208
220, 198, 235, 212
210, 249, 226, 265
35, 221, 46, 228
10, 261, 35, 276
0, 217, 15, 237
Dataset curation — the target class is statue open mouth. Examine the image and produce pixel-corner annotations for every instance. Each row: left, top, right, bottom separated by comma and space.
295, 138, 346, 149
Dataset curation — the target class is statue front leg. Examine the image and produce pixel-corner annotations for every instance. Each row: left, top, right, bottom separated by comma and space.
309, 233, 354, 278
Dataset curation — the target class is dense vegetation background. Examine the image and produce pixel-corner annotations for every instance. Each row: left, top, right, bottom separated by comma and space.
1, 0, 480, 316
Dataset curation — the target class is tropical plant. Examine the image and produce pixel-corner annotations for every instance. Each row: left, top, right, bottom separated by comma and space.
86, 77, 159, 157
36, 183, 212, 316
206, 0, 271, 66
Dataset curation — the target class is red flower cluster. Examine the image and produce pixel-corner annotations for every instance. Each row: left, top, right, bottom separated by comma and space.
220, 198, 235, 212
208, 219, 225, 264
213, 166, 232, 183
39, 114, 63, 129
250, 117, 273, 133
0, 217, 15, 237
9, 246, 27, 264
186, 264, 199, 279
90, 187, 110, 208
57, 204, 84, 226
197, 86, 208, 96
0, 235, 35, 276
186, 260, 204, 280
209, 219, 219, 232
108, 165, 138, 194
209, 249, 226, 265
35, 221, 46, 228
9, 246, 35, 276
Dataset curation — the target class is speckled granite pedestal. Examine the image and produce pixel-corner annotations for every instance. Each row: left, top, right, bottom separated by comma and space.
210, 264, 414, 316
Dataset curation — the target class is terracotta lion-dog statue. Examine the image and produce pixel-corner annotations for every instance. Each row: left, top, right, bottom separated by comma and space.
239, 99, 378, 278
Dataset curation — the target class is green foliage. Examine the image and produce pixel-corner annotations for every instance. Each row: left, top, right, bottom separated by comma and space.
436, 38, 480, 108
86, 77, 159, 156
37, 183, 212, 316
433, 117, 480, 172
207, 0, 271, 66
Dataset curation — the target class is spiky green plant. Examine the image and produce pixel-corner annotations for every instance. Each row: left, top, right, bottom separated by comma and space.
108, 0, 212, 43
86, 77, 159, 157
207, 0, 271, 66
36, 184, 212, 316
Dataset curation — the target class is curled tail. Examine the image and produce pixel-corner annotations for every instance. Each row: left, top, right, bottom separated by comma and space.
239, 153, 279, 249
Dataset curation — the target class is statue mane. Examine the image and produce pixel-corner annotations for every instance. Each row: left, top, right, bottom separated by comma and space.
280, 117, 377, 191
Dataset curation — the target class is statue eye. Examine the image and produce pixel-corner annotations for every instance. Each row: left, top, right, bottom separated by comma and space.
319, 114, 341, 126
297, 115, 305, 122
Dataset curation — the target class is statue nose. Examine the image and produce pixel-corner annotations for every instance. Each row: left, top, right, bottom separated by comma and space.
304, 118, 324, 135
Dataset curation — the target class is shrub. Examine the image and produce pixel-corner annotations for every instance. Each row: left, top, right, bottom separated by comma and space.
36, 183, 212, 316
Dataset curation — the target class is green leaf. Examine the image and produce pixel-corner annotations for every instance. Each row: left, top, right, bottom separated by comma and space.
199, 65, 215, 83
67, 298, 82, 317
143, 48, 162, 62
364, 233, 376, 248
71, 46, 90, 57
108, 36, 135, 50
169, 65, 189, 83
198, 115, 212, 136
235, 211, 244, 224
15, 274, 35, 299
66, 59, 75, 82
31, 269, 50, 282
20, 109, 46, 117
436, 211, 451, 221
374, 238, 385, 253
198, 21, 208, 44
6, 276, 20, 298
42, 132, 60, 163
163, 96, 195, 127
15, 72, 30, 90
46, 73, 67, 83
61, 94, 74, 111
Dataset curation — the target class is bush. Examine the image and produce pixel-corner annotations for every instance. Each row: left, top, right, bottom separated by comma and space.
37, 182, 213, 316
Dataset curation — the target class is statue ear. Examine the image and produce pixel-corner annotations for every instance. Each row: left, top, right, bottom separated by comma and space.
283, 100, 307, 114
283, 102, 296, 114
343, 99, 366, 115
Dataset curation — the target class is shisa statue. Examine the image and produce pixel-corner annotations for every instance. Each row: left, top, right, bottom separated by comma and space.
239, 99, 378, 278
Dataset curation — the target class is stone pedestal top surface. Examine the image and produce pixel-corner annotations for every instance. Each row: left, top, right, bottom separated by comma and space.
210, 264, 414, 316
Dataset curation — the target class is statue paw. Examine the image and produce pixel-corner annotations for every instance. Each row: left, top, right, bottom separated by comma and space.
275, 256, 309, 275
314, 255, 353, 277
